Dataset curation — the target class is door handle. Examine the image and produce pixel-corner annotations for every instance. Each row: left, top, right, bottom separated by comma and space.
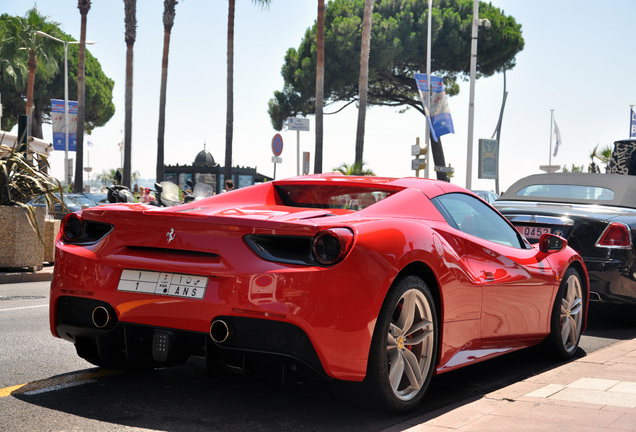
482, 271, 495, 281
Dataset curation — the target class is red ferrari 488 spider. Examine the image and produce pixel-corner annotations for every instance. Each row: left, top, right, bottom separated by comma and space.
50, 174, 588, 411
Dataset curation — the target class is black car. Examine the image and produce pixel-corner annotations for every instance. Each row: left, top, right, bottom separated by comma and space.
28, 193, 99, 219
471, 189, 500, 204
495, 173, 636, 304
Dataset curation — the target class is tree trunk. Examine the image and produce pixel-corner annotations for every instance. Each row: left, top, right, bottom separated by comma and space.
157, 0, 177, 184
25, 52, 36, 127
314, 0, 325, 174
31, 104, 43, 138
123, 0, 137, 188
224, 0, 235, 185
354, 0, 373, 166
124, 43, 134, 187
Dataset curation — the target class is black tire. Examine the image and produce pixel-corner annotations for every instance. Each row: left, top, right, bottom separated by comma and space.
545, 267, 585, 360
363, 275, 438, 412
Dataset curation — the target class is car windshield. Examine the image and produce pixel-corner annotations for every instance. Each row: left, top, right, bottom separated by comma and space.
515, 184, 615, 201
275, 184, 397, 210
67, 195, 98, 206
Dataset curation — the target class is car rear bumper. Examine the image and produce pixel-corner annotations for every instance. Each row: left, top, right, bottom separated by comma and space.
56, 295, 327, 377
585, 257, 636, 304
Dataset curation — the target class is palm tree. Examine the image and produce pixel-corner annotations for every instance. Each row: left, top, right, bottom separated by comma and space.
156, 0, 178, 184
314, 0, 325, 174
224, 0, 271, 185
123, 0, 137, 188
6, 8, 60, 137
354, 0, 373, 166
0, 24, 29, 99
73, 0, 91, 193
592, 144, 612, 172
333, 161, 375, 176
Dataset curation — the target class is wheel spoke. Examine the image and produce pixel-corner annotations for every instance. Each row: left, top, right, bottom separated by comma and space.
567, 315, 579, 345
388, 350, 405, 390
395, 291, 416, 336
569, 297, 583, 316
404, 327, 433, 346
401, 348, 423, 391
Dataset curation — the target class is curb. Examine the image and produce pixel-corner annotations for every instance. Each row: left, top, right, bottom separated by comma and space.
0, 265, 54, 284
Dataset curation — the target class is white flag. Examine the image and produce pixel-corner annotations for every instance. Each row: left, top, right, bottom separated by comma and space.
553, 119, 562, 157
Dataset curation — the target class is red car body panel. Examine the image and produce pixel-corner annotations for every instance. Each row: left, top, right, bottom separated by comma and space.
50, 175, 588, 381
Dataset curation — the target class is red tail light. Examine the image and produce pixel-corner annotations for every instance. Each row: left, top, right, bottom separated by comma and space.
61, 213, 84, 243
596, 222, 632, 248
311, 228, 354, 265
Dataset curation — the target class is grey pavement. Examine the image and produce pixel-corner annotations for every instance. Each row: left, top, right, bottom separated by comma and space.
3, 267, 636, 431
387, 337, 636, 431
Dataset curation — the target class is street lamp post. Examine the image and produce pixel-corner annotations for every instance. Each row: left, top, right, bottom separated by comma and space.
465, 1, 490, 190
34, 31, 94, 187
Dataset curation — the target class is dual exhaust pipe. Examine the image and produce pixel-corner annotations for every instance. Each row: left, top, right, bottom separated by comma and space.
91, 306, 111, 328
91, 306, 233, 345
210, 319, 234, 344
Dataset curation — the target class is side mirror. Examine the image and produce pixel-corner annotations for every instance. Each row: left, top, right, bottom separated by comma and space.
539, 233, 567, 253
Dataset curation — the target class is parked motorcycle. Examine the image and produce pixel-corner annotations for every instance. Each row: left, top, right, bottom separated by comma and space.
106, 171, 134, 203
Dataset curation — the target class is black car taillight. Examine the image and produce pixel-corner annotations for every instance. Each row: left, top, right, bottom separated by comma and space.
311, 228, 354, 265
245, 228, 355, 266
61, 213, 112, 245
596, 222, 632, 249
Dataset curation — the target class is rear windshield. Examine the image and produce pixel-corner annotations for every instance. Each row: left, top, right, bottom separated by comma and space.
275, 184, 397, 210
515, 184, 615, 201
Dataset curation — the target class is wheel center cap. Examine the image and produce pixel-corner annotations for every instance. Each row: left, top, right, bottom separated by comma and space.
397, 337, 405, 350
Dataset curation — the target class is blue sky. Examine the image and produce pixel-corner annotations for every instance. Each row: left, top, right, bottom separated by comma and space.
3, 0, 635, 191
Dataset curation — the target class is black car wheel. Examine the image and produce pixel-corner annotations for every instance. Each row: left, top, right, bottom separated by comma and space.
364, 275, 438, 412
546, 267, 584, 359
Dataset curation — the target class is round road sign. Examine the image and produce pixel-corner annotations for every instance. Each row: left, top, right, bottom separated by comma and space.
271, 133, 283, 156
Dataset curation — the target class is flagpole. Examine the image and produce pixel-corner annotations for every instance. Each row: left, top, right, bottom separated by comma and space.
631, 105, 634, 139
549, 109, 554, 167
424, 0, 432, 178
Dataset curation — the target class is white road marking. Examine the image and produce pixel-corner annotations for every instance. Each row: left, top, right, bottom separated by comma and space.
0, 304, 48, 312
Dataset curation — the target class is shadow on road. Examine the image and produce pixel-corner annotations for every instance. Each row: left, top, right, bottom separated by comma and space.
11, 303, 636, 432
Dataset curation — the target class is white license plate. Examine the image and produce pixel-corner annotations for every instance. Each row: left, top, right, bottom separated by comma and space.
517, 225, 551, 240
117, 269, 208, 299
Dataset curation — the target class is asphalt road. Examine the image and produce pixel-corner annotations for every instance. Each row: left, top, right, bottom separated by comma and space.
1, 281, 635, 432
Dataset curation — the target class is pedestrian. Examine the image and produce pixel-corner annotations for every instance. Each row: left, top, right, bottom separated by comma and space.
142, 187, 155, 203
223, 179, 234, 192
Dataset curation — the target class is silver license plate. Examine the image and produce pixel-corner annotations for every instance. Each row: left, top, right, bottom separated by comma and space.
517, 225, 551, 240
117, 269, 207, 299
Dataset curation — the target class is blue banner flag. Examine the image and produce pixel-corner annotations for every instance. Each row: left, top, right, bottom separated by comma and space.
51, 99, 78, 151
630, 107, 636, 139
414, 73, 455, 141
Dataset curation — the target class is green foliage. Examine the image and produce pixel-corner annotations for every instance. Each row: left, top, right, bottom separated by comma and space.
0, 10, 115, 134
561, 164, 585, 173
268, 0, 524, 130
333, 161, 375, 175
0, 132, 65, 242
96, 168, 140, 186
589, 144, 612, 172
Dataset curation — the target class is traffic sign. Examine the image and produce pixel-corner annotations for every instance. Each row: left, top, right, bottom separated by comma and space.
272, 156, 283, 164
271, 134, 283, 156
412, 159, 425, 170
434, 166, 455, 173
288, 117, 310, 131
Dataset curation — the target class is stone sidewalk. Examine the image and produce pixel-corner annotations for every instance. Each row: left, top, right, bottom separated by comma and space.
0, 264, 54, 284
387, 338, 636, 431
